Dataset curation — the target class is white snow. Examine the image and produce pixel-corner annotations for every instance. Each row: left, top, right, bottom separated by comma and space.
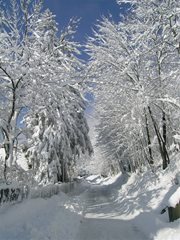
0, 154, 180, 240
169, 187, 180, 208
0, 192, 82, 240
173, 134, 180, 143
86, 174, 101, 182
0, 148, 28, 171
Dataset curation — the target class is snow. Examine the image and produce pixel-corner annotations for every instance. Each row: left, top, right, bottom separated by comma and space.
173, 135, 180, 143
0, 174, 139, 240
16, 152, 29, 171
0, 148, 28, 171
0, 192, 82, 240
169, 187, 180, 208
79, 155, 180, 240
75, 217, 147, 240
155, 227, 180, 240
0, 154, 180, 240
86, 174, 101, 182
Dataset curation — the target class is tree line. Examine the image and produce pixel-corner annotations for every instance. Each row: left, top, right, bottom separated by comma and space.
86, 0, 180, 173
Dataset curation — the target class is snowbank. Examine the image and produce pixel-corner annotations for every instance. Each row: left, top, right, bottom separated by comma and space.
114, 154, 180, 240
0, 192, 82, 240
168, 187, 180, 208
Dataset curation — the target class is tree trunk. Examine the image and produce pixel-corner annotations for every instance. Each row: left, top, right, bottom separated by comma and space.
162, 111, 170, 167
144, 109, 154, 164
148, 106, 169, 170
3, 143, 10, 182
60, 161, 69, 182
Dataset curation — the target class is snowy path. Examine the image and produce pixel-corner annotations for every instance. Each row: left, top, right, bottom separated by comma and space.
2, 173, 178, 240
72, 176, 150, 240
76, 217, 147, 240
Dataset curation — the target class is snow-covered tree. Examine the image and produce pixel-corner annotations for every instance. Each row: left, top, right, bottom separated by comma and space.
0, 0, 92, 182
25, 85, 93, 184
0, 0, 42, 180
86, 0, 180, 173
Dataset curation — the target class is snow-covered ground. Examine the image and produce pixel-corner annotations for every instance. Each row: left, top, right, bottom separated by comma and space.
81, 154, 180, 240
0, 155, 180, 240
0, 192, 82, 240
82, 173, 180, 240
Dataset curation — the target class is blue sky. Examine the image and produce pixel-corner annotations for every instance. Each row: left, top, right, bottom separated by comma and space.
43, 0, 127, 48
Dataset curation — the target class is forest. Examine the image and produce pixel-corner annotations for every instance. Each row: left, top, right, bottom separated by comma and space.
0, 1, 179, 239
